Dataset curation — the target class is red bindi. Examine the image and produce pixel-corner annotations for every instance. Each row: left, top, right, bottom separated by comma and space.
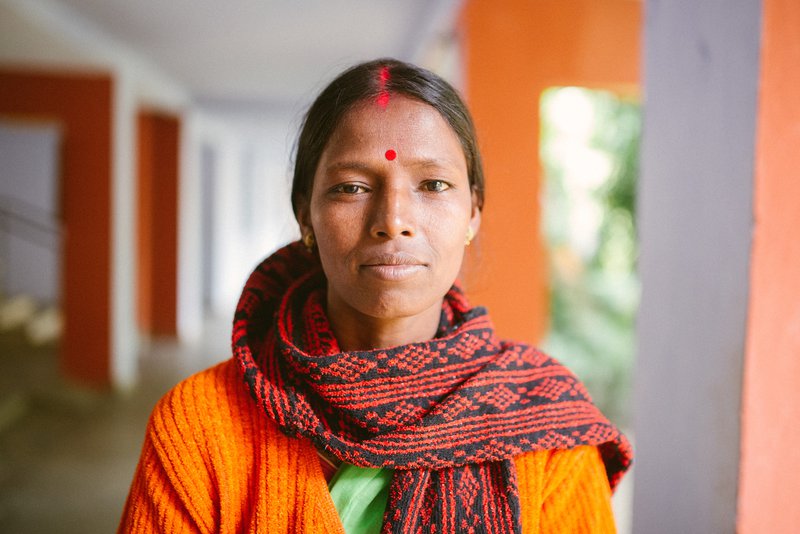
385, 149, 397, 161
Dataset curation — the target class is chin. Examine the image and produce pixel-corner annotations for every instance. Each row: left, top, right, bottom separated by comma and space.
356, 291, 441, 321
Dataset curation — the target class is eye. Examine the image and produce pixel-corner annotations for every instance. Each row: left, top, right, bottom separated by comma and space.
421, 180, 451, 192
331, 183, 369, 195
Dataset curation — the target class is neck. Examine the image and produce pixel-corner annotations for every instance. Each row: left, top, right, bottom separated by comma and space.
326, 298, 442, 352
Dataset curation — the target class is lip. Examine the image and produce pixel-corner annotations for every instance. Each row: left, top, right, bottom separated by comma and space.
359, 252, 427, 281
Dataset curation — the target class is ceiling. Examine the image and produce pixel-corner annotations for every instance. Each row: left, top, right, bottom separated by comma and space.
40, 0, 463, 106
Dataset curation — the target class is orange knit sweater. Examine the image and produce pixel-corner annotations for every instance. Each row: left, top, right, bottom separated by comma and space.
118, 360, 617, 533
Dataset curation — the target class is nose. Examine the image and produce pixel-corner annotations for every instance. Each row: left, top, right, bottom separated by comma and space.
369, 185, 415, 239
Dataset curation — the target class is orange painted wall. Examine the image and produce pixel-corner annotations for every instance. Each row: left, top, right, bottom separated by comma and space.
136, 111, 180, 336
461, 0, 640, 342
738, 0, 800, 531
0, 68, 113, 387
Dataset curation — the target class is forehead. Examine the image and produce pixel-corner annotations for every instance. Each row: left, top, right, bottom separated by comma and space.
323, 95, 464, 161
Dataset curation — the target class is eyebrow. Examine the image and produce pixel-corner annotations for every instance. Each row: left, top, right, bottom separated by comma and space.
324, 157, 460, 174
408, 158, 457, 169
324, 161, 373, 174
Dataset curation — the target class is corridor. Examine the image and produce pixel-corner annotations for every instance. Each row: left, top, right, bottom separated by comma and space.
0, 318, 229, 533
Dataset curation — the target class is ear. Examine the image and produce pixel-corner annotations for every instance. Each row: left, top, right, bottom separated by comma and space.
469, 190, 482, 237
295, 197, 313, 238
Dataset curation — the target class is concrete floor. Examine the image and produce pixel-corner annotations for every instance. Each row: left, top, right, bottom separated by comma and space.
0, 319, 229, 533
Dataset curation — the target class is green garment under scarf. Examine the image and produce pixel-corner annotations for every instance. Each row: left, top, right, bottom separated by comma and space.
328, 464, 393, 534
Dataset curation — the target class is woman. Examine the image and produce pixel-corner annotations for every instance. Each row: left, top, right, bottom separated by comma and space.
119, 58, 631, 533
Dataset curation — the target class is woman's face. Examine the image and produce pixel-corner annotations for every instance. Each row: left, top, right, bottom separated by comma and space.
300, 95, 480, 323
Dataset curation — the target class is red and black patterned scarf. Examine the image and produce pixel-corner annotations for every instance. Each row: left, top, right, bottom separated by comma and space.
234, 241, 632, 533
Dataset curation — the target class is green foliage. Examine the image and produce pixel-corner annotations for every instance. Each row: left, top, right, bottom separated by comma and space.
539, 88, 640, 426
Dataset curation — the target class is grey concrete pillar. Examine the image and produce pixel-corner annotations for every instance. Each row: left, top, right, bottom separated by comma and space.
633, 1, 762, 532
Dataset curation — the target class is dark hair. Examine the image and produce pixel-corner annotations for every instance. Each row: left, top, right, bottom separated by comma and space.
291, 58, 485, 217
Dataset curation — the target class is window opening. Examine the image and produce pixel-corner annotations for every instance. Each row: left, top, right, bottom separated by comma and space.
539, 87, 640, 427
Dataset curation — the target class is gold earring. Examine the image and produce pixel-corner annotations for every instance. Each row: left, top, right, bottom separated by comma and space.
465, 227, 475, 246
302, 233, 316, 251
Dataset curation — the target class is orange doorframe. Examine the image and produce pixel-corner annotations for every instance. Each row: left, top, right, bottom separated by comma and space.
0, 68, 114, 387
461, 0, 641, 342
137, 110, 180, 336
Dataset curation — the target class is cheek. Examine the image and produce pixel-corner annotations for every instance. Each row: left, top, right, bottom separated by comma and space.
425, 204, 471, 266
311, 201, 356, 238
310, 204, 362, 272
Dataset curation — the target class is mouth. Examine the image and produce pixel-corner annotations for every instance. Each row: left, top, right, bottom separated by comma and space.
359, 252, 428, 281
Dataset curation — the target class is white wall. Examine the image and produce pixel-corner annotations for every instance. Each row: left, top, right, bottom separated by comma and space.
633, 0, 762, 532
180, 109, 299, 333
0, 121, 61, 303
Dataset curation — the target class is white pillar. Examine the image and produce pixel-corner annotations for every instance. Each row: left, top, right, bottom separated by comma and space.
633, 1, 762, 532
110, 67, 138, 390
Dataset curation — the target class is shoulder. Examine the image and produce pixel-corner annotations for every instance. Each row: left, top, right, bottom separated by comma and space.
514, 446, 617, 532
496, 341, 633, 488
151, 360, 243, 423
146, 360, 270, 456
514, 446, 609, 493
